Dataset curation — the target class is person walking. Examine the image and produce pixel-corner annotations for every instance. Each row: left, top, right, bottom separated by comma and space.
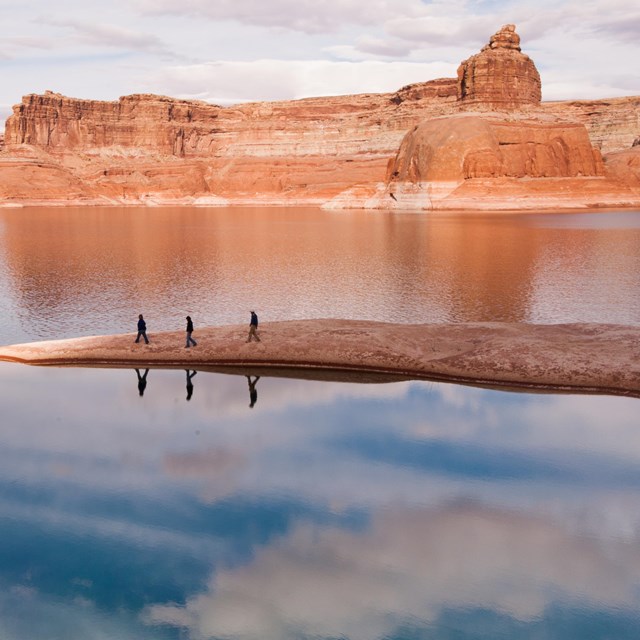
247, 310, 260, 342
185, 316, 197, 348
135, 314, 149, 344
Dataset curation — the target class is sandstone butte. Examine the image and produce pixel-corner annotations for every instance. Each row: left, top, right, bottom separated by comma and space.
0, 24, 639, 211
0, 320, 639, 398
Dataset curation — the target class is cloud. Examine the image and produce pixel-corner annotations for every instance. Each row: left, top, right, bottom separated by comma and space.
385, 14, 493, 47
337, 36, 414, 59
143, 502, 640, 639
593, 10, 640, 43
0, 36, 56, 61
135, 0, 426, 34
2, 36, 56, 51
38, 18, 174, 57
147, 59, 458, 103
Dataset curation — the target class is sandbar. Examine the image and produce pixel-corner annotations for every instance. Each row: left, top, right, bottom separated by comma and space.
0, 320, 638, 397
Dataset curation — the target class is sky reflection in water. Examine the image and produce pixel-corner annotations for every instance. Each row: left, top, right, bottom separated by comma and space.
0, 362, 639, 639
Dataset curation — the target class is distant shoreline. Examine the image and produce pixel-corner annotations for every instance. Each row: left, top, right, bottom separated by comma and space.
1, 320, 638, 398
1, 199, 640, 212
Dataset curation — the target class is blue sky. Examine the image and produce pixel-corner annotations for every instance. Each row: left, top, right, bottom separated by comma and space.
1, 0, 639, 120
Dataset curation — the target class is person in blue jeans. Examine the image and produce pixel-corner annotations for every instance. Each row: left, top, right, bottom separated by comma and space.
185, 316, 197, 348
247, 311, 260, 342
135, 314, 149, 344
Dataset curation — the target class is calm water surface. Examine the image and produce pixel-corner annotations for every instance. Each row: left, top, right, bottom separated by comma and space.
0, 207, 639, 345
0, 206, 639, 639
0, 364, 639, 639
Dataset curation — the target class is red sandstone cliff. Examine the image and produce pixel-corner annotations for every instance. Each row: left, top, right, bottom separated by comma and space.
1, 25, 638, 210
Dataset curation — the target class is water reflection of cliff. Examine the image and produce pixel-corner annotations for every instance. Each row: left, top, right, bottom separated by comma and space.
0, 208, 639, 343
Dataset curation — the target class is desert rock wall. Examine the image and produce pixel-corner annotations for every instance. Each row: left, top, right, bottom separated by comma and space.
1, 24, 639, 210
5, 82, 458, 160
542, 97, 640, 154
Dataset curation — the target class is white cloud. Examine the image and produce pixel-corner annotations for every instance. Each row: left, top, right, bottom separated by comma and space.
38, 18, 174, 56
135, 0, 426, 34
1, 0, 639, 111
351, 36, 413, 58
147, 59, 458, 103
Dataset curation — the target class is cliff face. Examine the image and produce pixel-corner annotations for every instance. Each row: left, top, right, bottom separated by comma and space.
1, 25, 639, 210
543, 97, 640, 154
388, 116, 604, 182
5, 83, 458, 158
1, 82, 460, 205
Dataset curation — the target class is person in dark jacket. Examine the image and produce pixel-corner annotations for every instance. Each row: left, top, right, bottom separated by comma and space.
135, 314, 149, 344
185, 316, 197, 348
247, 310, 260, 342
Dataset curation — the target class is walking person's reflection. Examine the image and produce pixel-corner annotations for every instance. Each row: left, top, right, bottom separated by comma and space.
135, 368, 149, 397
246, 375, 260, 408
186, 369, 197, 401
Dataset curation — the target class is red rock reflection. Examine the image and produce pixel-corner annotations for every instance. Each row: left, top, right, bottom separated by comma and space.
0, 207, 638, 343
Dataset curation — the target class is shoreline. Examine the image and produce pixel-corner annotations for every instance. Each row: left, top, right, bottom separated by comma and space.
1, 198, 640, 212
0, 320, 638, 397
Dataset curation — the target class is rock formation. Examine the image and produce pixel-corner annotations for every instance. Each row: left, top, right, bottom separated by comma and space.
388, 116, 604, 182
457, 24, 541, 108
0, 25, 638, 210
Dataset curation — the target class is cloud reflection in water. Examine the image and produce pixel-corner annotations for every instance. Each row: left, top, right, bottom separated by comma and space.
0, 363, 638, 639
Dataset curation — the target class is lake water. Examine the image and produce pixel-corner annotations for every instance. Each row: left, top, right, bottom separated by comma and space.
0, 207, 639, 640
0, 207, 639, 345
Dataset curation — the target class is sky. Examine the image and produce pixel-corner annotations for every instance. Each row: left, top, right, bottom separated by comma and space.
0, 0, 639, 120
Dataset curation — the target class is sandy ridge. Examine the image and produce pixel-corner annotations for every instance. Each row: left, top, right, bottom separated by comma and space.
0, 320, 638, 397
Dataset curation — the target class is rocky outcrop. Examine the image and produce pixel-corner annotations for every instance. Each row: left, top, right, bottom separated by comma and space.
388, 115, 604, 182
457, 24, 541, 108
0, 25, 638, 210
372, 112, 639, 211
604, 147, 640, 188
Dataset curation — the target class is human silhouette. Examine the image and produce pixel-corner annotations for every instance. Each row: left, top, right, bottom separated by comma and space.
135, 368, 149, 397
186, 369, 197, 401
246, 375, 260, 408
135, 314, 149, 344
247, 311, 260, 342
185, 316, 197, 348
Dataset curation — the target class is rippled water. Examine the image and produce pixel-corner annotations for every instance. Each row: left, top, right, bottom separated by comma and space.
0, 207, 639, 345
0, 206, 639, 639
0, 363, 639, 639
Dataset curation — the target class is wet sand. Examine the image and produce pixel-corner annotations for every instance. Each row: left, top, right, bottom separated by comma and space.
1, 320, 638, 397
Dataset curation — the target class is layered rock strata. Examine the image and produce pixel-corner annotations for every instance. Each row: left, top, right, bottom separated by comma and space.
1, 25, 639, 209
0, 320, 638, 397
388, 116, 604, 182
457, 24, 541, 108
